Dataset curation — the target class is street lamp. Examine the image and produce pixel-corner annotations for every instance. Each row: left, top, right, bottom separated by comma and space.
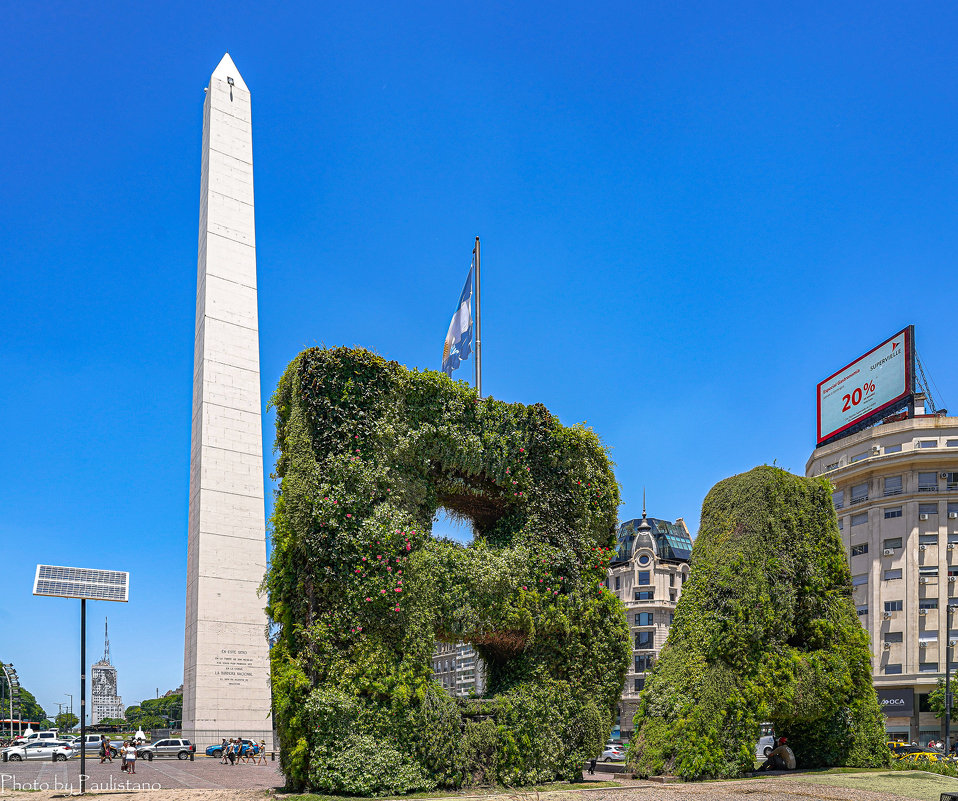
33, 565, 129, 794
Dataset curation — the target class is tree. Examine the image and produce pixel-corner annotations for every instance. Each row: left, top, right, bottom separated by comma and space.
0, 666, 47, 725
928, 678, 954, 720
98, 718, 127, 729
55, 712, 79, 731
137, 714, 166, 730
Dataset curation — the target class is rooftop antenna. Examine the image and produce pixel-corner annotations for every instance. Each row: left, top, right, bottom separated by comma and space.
103, 618, 111, 664
642, 487, 646, 519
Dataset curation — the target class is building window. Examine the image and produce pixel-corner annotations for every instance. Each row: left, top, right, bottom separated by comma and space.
837, 519, 843, 530
920, 663, 939, 673
851, 451, 870, 463
825, 461, 840, 471
884, 507, 903, 519
634, 590, 654, 601
637, 554, 650, 566
851, 512, 868, 526
919, 632, 939, 643
920, 503, 939, 517
919, 599, 938, 610
950, 502, 958, 519
634, 678, 645, 692
885, 600, 904, 612
832, 490, 844, 509
884, 632, 903, 643
884, 476, 903, 496
670, 589, 677, 602
851, 482, 869, 503
884, 537, 903, 550
615, 576, 621, 591
851, 543, 868, 557
635, 631, 653, 649
637, 571, 651, 586
883, 664, 903, 675
946, 473, 958, 491
635, 612, 653, 626
920, 694, 932, 713
885, 444, 903, 453
635, 654, 654, 672
919, 440, 939, 449
919, 534, 939, 547
883, 568, 903, 581
669, 613, 675, 624
856, 605, 868, 616
919, 472, 939, 492
919, 566, 939, 577
669, 573, 675, 588
947, 440, 958, 448
852, 574, 868, 586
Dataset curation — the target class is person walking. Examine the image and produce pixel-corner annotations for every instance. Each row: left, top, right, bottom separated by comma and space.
219, 739, 229, 765
120, 741, 128, 773
99, 735, 112, 764
255, 740, 267, 765
226, 738, 236, 765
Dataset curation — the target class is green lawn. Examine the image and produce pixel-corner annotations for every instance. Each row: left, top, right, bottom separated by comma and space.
781, 769, 958, 801
283, 780, 619, 801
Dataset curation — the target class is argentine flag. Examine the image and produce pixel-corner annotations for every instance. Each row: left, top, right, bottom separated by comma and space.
441, 264, 474, 376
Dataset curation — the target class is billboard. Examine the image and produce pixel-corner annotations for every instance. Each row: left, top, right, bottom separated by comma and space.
877, 687, 914, 717
817, 326, 914, 445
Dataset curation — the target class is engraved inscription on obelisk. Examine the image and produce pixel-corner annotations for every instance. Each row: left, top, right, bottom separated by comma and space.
183, 54, 272, 748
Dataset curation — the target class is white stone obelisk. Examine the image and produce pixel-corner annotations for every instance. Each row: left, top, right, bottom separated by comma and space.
183, 54, 272, 748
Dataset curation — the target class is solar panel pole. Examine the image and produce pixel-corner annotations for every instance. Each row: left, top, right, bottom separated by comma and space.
80, 597, 86, 793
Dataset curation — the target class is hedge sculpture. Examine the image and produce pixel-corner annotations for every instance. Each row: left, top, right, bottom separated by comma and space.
266, 347, 631, 794
628, 466, 889, 780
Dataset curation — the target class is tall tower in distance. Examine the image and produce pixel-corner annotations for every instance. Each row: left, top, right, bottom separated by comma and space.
91, 619, 125, 725
183, 53, 273, 748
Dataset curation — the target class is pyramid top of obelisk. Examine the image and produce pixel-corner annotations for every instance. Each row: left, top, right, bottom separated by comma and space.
210, 52, 248, 91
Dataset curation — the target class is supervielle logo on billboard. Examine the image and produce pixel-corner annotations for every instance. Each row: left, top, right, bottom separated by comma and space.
817, 327, 913, 445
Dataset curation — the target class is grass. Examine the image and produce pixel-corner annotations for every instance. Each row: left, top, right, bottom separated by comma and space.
779, 769, 958, 801
281, 780, 620, 801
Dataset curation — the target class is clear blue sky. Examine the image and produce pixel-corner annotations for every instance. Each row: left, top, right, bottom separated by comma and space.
2, 1, 957, 721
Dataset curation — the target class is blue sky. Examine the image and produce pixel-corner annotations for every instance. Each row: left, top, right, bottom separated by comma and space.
3, 1, 958, 721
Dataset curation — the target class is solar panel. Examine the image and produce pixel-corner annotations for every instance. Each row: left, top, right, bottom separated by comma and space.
33, 565, 129, 602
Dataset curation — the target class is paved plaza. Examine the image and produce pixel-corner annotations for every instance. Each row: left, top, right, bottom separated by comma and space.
0, 756, 283, 793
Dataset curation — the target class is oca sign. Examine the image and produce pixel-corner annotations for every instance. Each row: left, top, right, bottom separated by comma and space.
817, 327, 914, 445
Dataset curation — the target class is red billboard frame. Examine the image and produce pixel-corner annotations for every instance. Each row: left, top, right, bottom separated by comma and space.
816, 326, 914, 446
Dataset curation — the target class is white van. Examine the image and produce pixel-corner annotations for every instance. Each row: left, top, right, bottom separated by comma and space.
20, 730, 59, 743
754, 722, 775, 758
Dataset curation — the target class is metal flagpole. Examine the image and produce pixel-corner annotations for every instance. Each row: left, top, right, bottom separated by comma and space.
474, 236, 481, 398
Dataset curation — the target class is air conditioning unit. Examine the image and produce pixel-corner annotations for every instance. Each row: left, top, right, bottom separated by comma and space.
949, 544, 956, 550
919, 577, 929, 584
950, 512, 958, 520
883, 642, 892, 650
919, 608, 929, 615
883, 548, 895, 556
920, 514, 930, 521
952, 639, 958, 647
943, 473, 950, 479
920, 544, 928, 550
950, 576, 958, 583
920, 641, 928, 648
883, 611, 893, 619
872, 446, 881, 455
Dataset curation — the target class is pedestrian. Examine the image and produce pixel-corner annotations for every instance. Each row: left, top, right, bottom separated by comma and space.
587, 755, 597, 775
220, 738, 229, 764
125, 742, 137, 775
99, 735, 110, 764
120, 741, 128, 772
227, 738, 236, 765
256, 740, 267, 765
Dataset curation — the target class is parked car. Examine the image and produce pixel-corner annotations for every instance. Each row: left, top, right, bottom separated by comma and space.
205, 739, 260, 758
600, 745, 625, 762
16, 730, 60, 744
895, 746, 954, 764
2, 740, 75, 762
74, 734, 119, 757
136, 738, 195, 760
753, 722, 775, 759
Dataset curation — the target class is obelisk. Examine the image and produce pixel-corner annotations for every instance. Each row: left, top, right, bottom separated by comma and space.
183, 54, 272, 748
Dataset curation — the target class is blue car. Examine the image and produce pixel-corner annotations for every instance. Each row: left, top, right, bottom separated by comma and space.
205, 739, 259, 758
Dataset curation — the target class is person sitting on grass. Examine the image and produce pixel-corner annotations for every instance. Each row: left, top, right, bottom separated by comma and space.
758, 736, 796, 771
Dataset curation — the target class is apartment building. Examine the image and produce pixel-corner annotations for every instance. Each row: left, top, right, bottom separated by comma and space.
806, 399, 958, 744
431, 641, 486, 697
607, 513, 692, 738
